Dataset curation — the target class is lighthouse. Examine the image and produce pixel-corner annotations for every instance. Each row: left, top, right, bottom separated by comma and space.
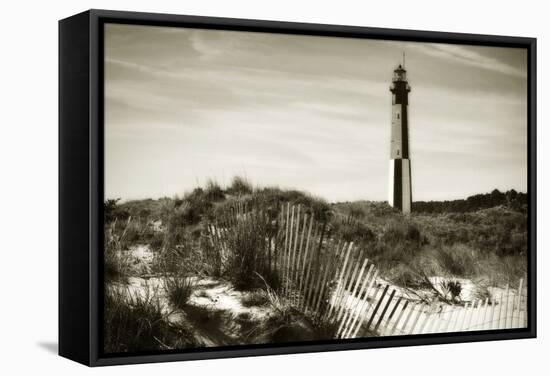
388, 63, 412, 213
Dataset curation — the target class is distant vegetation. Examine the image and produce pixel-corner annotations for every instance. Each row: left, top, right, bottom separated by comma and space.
412, 189, 527, 214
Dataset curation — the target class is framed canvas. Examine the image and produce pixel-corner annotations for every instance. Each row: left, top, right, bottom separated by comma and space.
59, 9, 537, 366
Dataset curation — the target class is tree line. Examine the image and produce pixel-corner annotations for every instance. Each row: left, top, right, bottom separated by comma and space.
412, 189, 527, 214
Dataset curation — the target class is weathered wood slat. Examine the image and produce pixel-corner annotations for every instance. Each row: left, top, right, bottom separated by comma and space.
297, 215, 314, 308
364, 285, 389, 334
464, 300, 476, 330
294, 213, 308, 305
329, 245, 359, 323
313, 252, 335, 318
499, 286, 509, 329
352, 283, 386, 338
493, 294, 502, 330
418, 305, 434, 334
337, 263, 375, 337
290, 205, 301, 297
408, 304, 425, 334
333, 247, 364, 323
284, 205, 295, 298
441, 305, 456, 333
303, 236, 323, 314
399, 303, 418, 335
374, 289, 396, 333
300, 224, 319, 311
504, 287, 512, 329
514, 278, 524, 328
431, 305, 447, 334
282, 203, 290, 296
342, 269, 379, 338
336, 258, 369, 324
384, 296, 402, 334
327, 242, 353, 319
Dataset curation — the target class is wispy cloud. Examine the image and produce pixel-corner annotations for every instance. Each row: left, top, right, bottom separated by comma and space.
416, 43, 527, 78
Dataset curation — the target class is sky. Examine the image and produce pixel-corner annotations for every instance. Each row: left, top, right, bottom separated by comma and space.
104, 23, 528, 202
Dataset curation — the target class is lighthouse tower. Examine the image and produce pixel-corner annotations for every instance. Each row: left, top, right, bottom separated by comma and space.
388, 63, 412, 213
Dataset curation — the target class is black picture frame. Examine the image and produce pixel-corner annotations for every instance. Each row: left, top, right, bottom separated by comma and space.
59, 9, 537, 367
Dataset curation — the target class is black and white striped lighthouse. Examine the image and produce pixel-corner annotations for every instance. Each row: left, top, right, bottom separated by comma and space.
388, 62, 412, 213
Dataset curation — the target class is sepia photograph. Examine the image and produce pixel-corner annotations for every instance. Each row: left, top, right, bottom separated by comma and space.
102, 23, 529, 354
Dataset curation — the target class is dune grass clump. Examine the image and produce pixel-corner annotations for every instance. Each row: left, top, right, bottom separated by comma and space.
225, 219, 271, 290
435, 244, 477, 277
204, 179, 225, 201
227, 175, 254, 196
164, 275, 195, 310
247, 281, 339, 343
104, 219, 134, 283
104, 247, 131, 283
103, 286, 196, 353
333, 219, 376, 244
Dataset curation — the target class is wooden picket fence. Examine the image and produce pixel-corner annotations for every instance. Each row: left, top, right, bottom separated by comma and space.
342, 278, 528, 338
205, 201, 528, 338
